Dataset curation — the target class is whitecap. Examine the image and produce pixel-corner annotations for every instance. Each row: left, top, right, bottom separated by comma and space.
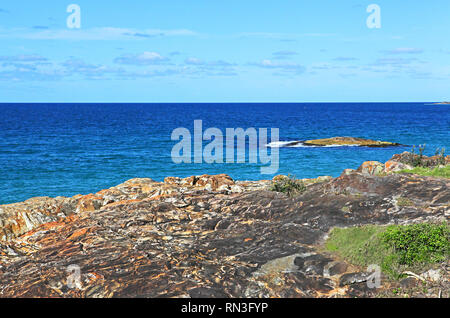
266, 140, 302, 148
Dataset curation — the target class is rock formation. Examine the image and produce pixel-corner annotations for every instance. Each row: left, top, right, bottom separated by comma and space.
0, 155, 448, 298
303, 137, 401, 147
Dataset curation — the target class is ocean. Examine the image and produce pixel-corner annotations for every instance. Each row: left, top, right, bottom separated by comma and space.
0, 103, 448, 205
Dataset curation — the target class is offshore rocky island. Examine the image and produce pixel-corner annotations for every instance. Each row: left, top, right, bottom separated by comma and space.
0, 146, 448, 298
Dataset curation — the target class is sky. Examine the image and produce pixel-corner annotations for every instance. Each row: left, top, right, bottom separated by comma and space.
0, 0, 449, 102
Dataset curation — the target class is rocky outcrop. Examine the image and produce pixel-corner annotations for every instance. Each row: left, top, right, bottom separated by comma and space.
433, 102, 450, 105
357, 161, 385, 176
354, 152, 450, 177
389, 151, 450, 168
303, 137, 401, 147
0, 197, 79, 241
0, 160, 448, 298
272, 175, 333, 185
0, 175, 270, 242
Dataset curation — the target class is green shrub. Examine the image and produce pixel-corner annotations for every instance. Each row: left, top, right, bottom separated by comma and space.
381, 223, 449, 266
270, 174, 306, 197
325, 223, 450, 279
404, 145, 447, 168
409, 144, 426, 167
435, 147, 446, 165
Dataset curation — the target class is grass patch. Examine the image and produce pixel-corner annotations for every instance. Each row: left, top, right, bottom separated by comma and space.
397, 165, 450, 179
396, 197, 414, 207
325, 223, 449, 279
270, 175, 306, 197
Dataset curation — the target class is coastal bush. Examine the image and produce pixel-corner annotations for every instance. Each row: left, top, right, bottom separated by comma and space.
381, 223, 449, 266
325, 223, 449, 279
270, 175, 306, 197
404, 145, 446, 168
409, 144, 426, 167
397, 165, 450, 179
435, 147, 446, 165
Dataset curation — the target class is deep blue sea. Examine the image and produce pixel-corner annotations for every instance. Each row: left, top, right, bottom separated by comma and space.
0, 103, 449, 205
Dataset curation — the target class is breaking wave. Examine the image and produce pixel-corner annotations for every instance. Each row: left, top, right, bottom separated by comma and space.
266, 141, 360, 148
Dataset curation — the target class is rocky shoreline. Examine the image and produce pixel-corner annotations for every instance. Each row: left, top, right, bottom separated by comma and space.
0, 152, 448, 298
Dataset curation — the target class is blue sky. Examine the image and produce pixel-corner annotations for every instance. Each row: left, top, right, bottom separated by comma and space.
0, 0, 449, 102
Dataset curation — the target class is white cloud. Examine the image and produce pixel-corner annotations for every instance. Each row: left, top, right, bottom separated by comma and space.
185, 57, 204, 65
0, 27, 197, 41
372, 57, 419, 66
0, 54, 47, 62
333, 57, 359, 61
114, 52, 169, 65
249, 59, 306, 75
385, 48, 424, 54
272, 51, 298, 59
237, 32, 335, 39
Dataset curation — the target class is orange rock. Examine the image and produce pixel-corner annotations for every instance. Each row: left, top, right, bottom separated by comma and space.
76, 194, 103, 213
272, 175, 289, 182
180, 176, 197, 186
357, 161, 384, 176
384, 160, 411, 173
164, 177, 181, 185
67, 227, 92, 241
195, 174, 234, 190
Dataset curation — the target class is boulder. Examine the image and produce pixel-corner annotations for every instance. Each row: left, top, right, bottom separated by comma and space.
301, 176, 333, 185
400, 277, 419, 288
384, 160, 412, 173
421, 269, 441, 282
324, 261, 348, 277
339, 272, 369, 286
195, 174, 235, 190
357, 161, 385, 176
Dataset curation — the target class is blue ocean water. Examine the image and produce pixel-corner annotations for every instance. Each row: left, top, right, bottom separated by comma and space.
0, 103, 448, 205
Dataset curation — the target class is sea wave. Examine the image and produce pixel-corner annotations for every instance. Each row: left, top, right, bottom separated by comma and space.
266, 141, 360, 148
265, 141, 302, 148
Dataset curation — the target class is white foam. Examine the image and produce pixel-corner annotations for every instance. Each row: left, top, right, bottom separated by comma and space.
266, 141, 361, 148
266, 141, 301, 148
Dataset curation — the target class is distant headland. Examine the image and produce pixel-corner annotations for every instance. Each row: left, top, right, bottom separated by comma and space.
433, 101, 450, 104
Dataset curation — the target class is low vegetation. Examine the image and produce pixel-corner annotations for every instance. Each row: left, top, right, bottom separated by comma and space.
403, 145, 446, 168
396, 197, 414, 207
325, 223, 449, 279
270, 174, 306, 197
398, 165, 450, 179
